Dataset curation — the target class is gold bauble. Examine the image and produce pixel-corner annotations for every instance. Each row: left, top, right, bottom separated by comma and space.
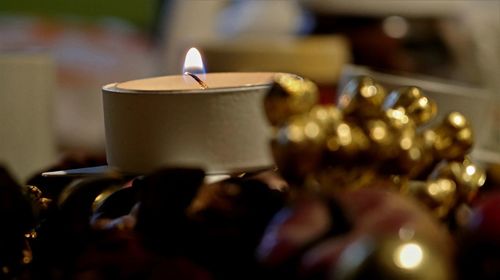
309, 105, 343, 135
381, 130, 432, 177
383, 86, 437, 126
337, 76, 387, 119
430, 112, 474, 160
402, 179, 457, 218
271, 114, 326, 184
264, 74, 319, 126
324, 120, 370, 163
430, 158, 486, 203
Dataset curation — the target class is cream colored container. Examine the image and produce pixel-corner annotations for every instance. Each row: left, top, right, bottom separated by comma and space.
102, 72, 278, 174
0, 52, 56, 180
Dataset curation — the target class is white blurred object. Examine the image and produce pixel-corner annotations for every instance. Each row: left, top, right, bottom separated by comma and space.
458, 1, 500, 155
161, 0, 312, 74
0, 52, 57, 180
218, 0, 310, 38
463, 2, 500, 93
201, 36, 350, 85
161, 0, 228, 74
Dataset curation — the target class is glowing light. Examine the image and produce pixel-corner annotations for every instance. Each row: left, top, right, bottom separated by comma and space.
400, 137, 412, 150
449, 112, 466, 128
457, 128, 472, 140
314, 108, 328, 121
361, 85, 378, 98
394, 243, 423, 269
371, 125, 386, 141
428, 182, 440, 196
387, 109, 410, 127
304, 122, 320, 138
465, 165, 476, 176
383, 16, 409, 39
408, 147, 421, 160
418, 97, 429, 107
287, 124, 304, 142
428, 179, 455, 197
440, 180, 454, 191
183, 47, 206, 75
390, 109, 404, 119
337, 123, 352, 145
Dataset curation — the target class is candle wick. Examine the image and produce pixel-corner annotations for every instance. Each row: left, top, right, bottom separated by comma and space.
184, 72, 208, 89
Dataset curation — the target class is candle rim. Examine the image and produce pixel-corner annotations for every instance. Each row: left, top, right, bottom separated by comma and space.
104, 72, 284, 94
103, 83, 270, 95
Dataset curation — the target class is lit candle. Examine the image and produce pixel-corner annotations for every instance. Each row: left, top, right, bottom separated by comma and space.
102, 48, 280, 174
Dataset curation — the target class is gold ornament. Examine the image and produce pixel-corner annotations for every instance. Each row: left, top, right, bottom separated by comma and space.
364, 118, 402, 161
324, 120, 370, 163
266, 75, 485, 214
309, 105, 343, 134
271, 114, 325, 184
381, 130, 431, 177
383, 86, 437, 126
337, 76, 387, 119
264, 74, 319, 126
429, 112, 474, 160
430, 158, 486, 203
402, 179, 457, 218
384, 108, 414, 130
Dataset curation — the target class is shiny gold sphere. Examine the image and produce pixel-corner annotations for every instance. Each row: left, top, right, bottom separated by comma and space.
337, 76, 387, 119
324, 120, 370, 162
430, 158, 486, 203
402, 179, 457, 218
382, 130, 432, 177
309, 105, 343, 134
384, 108, 414, 130
383, 86, 437, 126
264, 74, 319, 126
429, 112, 474, 160
364, 118, 401, 161
271, 114, 326, 184
365, 119, 394, 147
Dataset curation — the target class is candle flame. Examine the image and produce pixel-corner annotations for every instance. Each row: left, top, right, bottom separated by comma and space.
183, 47, 206, 76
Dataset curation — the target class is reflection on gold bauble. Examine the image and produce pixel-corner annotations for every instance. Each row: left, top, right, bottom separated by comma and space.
383, 86, 437, 126
334, 235, 453, 280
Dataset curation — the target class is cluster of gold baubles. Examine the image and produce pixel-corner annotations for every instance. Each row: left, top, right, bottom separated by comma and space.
264, 74, 486, 219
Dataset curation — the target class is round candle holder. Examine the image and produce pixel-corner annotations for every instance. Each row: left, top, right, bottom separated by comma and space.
102, 72, 279, 174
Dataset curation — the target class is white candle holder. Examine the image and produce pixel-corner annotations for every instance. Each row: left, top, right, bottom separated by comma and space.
102, 72, 279, 174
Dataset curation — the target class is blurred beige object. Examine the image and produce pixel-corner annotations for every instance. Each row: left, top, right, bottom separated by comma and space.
0, 52, 56, 180
201, 36, 351, 85
301, 0, 463, 17
0, 16, 156, 153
